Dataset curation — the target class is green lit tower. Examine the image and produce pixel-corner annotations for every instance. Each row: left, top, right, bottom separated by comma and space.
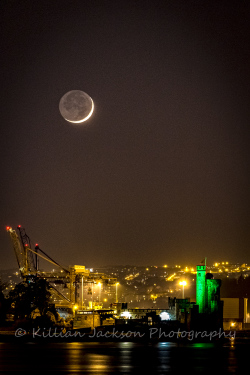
196, 260, 206, 313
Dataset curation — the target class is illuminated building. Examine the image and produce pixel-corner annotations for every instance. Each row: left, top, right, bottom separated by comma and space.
196, 260, 222, 314
196, 263, 206, 313
206, 274, 221, 314
195, 260, 223, 331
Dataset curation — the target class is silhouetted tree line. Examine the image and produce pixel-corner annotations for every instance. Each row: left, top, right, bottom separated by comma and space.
0, 276, 63, 329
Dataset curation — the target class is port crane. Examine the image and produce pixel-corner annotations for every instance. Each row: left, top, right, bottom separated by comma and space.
6, 226, 117, 307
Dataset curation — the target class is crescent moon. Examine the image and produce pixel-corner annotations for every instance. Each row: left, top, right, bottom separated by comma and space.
59, 90, 94, 123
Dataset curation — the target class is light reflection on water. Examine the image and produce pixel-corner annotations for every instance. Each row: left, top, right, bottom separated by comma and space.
0, 339, 249, 373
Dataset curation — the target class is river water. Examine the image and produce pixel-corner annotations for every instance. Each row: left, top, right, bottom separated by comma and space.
0, 338, 249, 373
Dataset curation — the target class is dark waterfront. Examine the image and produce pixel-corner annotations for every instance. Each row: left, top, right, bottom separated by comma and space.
0, 338, 249, 374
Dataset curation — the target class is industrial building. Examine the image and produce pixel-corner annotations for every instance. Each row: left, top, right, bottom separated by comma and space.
221, 297, 248, 330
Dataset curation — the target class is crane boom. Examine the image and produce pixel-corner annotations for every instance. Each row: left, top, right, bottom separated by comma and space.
35, 245, 69, 274
6, 227, 34, 277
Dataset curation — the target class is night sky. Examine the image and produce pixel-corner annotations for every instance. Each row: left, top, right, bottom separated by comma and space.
1, 1, 250, 270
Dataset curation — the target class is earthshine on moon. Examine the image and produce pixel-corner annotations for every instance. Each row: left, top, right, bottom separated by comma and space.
59, 90, 94, 123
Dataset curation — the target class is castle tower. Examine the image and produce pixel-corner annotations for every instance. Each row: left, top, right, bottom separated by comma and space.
196, 261, 206, 313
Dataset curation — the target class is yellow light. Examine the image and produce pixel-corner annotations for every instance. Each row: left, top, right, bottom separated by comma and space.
163, 265, 168, 268
214, 263, 218, 267
231, 322, 235, 327
166, 273, 176, 281
179, 281, 187, 286
104, 298, 107, 302
73, 305, 78, 310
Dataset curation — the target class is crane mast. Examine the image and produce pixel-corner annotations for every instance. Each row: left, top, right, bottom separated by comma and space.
6, 227, 34, 278
17, 225, 36, 274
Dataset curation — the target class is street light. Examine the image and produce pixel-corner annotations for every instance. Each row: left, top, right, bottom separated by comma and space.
179, 281, 187, 298
98, 282, 101, 303
81, 276, 84, 310
73, 304, 78, 317
115, 282, 119, 303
